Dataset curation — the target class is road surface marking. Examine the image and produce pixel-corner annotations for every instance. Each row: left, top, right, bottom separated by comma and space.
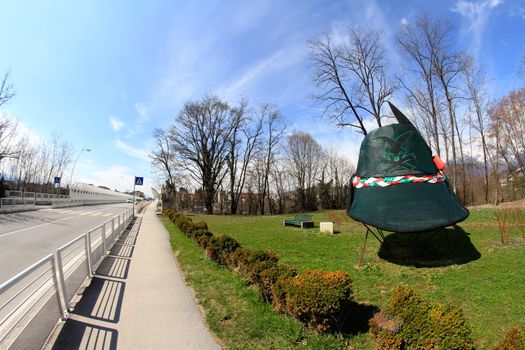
102, 213, 112, 217
0, 215, 76, 238
90, 212, 102, 217
79, 211, 94, 216
57, 210, 74, 214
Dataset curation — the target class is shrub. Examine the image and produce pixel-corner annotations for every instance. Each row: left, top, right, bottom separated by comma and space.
205, 235, 240, 266
259, 263, 297, 303
283, 270, 353, 333
370, 284, 474, 350
192, 228, 212, 240
271, 275, 291, 313
493, 326, 525, 350
189, 221, 208, 236
173, 215, 194, 236
368, 312, 404, 349
197, 234, 212, 249
226, 248, 279, 284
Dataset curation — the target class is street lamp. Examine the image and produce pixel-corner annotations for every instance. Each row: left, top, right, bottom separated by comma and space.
69, 148, 91, 188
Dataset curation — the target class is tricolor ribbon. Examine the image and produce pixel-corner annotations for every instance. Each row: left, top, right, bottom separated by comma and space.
352, 172, 446, 188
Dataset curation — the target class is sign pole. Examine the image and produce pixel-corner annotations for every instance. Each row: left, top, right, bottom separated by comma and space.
133, 178, 136, 217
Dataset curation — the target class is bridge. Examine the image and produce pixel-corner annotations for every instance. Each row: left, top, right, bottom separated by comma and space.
0, 185, 147, 349
0, 183, 130, 212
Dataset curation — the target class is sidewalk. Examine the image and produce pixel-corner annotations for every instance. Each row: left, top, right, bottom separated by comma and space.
50, 205, 221, 349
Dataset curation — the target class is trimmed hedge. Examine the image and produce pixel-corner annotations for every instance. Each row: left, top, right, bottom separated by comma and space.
162, 209, 476, 345
369, 284, 475, 349
226, 248, 279, 284
493, 326, 525, 350
282, 270, 353, 333
205, 235, 240, 265
259, 263, 297, 303
162, 209, 353, 332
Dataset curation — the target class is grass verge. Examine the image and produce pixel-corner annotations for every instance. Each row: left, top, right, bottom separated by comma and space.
163, 218, 370, 349
187, 209, 525, 349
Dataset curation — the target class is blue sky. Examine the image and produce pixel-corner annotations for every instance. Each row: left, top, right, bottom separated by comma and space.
0, 0, 524, 195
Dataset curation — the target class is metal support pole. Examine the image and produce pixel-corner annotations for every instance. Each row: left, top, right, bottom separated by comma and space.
133, 179, 136, 217
102, 223, 107, 253
358, 229, 369, 267
52, 254, 68, 321
54, 250, 69, 315
85, 232, 93, 277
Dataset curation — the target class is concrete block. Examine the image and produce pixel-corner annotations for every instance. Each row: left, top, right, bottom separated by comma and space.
320, 221, 334, 234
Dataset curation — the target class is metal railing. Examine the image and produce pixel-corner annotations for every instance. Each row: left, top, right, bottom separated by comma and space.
0, 191, 128, 211
0, 198, 36, 211
1, 191, 68, 211
0, 208, 133, 350
5, 190, 68, 202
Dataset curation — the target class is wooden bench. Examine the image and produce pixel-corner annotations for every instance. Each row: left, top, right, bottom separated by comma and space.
283, 214, 314, 229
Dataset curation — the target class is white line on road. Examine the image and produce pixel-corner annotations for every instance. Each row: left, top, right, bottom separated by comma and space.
102, 213, 112, 217
90, 212, 102, 217
0, 215, 76, 238
79, 211, 94, 216
57, 210, 74, 214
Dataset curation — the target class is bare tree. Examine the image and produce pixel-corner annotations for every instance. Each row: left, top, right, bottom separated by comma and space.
325, 149, 355, 209
399, 13, 466, 195
256, 105, 286, 215
310, 29, 397, 134
286, 131, 323, 211
0, 116, 19, 164
170, 95, 233, 214
41, 132, 74, 192
226, 100, 263, 215
489, 89, 525, 174
398, 14, 442, 156
270, 159, 291, 214
151, 128, 180, 207
309, 33, 367, 134
462, 54, 491, 203
0, 70, 15, 107
0, 70, 19, 164
340, 29, 398, 127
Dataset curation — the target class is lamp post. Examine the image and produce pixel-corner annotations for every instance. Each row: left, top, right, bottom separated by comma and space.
69, 148, 91, 190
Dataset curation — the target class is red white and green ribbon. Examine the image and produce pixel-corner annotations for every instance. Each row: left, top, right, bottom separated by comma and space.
352, 172, 446, 188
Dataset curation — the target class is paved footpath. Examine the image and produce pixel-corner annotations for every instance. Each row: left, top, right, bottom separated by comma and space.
49, 204, 221, 350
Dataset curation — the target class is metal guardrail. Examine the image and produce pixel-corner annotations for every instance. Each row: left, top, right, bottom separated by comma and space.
0, 198, 36, 211
0, 207, 134, 350
5, 191, 68, 202
1, 191, 67, 211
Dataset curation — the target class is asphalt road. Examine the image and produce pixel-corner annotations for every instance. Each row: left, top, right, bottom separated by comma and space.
0, 203, 132, 285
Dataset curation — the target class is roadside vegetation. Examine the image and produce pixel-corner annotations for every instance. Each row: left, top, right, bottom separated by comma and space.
163, 208, 525, 349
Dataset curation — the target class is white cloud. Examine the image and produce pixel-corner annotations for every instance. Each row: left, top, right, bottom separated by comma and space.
217, 50, 284, 101
115, 139, 149, 162
216, 45, 306, 103
134, 103, 150, 123
109, 116, 124, 132
400, 17, 409, 26
451, 0, 503, 56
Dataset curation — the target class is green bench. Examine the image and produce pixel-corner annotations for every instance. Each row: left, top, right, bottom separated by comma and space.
283, 214, 314, 229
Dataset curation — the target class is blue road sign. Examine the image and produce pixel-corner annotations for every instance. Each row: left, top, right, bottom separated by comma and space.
135, 177, 144, 186
54, 176, 61, 184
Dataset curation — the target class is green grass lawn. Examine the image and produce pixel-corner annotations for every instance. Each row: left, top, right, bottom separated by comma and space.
164, 208, 525, 349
